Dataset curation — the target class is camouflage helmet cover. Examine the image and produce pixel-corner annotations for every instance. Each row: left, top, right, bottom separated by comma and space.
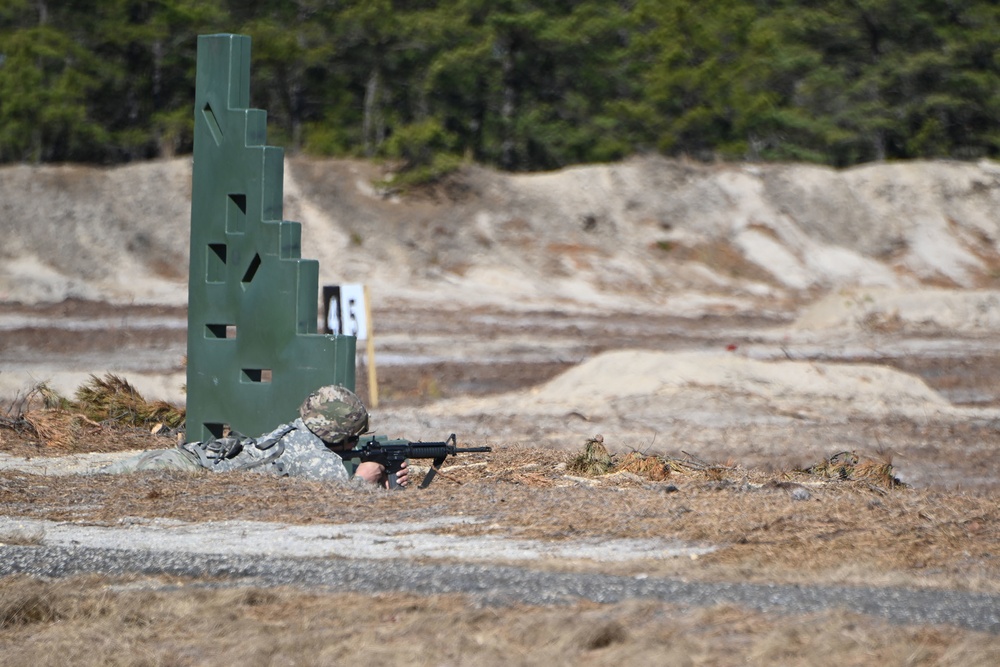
299, 385, 369, 446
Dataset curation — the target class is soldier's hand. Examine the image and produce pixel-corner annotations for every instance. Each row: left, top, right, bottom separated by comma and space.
355, 461, 384, 485
394, 459, 410, 488
355, 459, 409, 489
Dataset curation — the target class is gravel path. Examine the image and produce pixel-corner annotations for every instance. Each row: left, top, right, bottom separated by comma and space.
3, 544, 998, 633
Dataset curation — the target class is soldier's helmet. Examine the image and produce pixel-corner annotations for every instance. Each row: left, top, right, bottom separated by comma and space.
299, 385, 369, 446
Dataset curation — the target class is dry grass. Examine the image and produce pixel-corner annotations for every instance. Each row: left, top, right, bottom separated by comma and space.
0, 575, 997, 666
615, 451, 671, 481
73, 373, 185, 428
1, 397, 999, 662
566, 435, 614, 475
1, 389, 999, 633
0, 375, 183, 454
570, 441, 904, 491
1, 440, 998, 593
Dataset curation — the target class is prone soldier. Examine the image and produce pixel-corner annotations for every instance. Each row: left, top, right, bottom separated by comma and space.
98, 386, 402, 487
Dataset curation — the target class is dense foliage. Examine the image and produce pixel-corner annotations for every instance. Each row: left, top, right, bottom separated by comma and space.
1, 0, 998, 171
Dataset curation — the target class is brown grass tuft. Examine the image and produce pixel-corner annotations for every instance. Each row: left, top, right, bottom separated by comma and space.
616, 451, 671, 481
22, 409, 102, 450
567, 441, 743, 483
853, 459, 905, 489
800, 451, 905, 489
567, 435, 614, 475
2, 375, 185, 453
0, 576, 61, 628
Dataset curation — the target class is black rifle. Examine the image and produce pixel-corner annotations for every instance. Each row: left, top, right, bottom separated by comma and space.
340, 433, 491, 489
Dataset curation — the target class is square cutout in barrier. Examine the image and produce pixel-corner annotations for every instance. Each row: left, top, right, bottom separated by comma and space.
204, 422, 230, 439
205, 323, 237, 339
241, 368, 272, 383
227, 194, 247, 234
206, 243, 227, 283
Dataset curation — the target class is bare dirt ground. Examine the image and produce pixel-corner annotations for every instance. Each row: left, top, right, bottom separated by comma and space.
3, 156, 1000, 662
2, 424, 999, 663
3, 299, 1000, 663
5, 298, 998, 489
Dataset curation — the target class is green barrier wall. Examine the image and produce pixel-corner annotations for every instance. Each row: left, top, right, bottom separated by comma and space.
185, 34, 355, 442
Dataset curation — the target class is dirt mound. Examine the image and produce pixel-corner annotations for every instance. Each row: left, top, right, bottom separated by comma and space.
522, 350, 949, 415
794, 288, 1000, 334
0, 161, 191, 304
424, 349, 972, 424
4, 156, 1000, 314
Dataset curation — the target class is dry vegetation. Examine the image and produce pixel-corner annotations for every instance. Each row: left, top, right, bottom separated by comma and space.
2, 395, 998, 593
2, 378, 1000, 663
0, 375, 184, 453
1, 575, 998, 667
6, 156, 1000, 661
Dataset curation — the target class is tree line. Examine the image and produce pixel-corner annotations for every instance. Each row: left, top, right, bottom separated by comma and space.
1, 0, 998, 173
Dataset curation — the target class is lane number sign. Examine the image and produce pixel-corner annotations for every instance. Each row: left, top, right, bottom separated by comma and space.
322, 284, 367, 340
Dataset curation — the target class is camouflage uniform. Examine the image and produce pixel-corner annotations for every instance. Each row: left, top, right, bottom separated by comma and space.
97, 386, 369, 484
